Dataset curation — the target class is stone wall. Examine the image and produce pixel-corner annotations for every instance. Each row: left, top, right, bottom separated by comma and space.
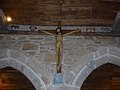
0, 34, 120, 90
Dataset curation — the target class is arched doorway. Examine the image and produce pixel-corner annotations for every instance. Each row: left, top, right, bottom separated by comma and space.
0, 67, 36, 90
81, 63, 120, 90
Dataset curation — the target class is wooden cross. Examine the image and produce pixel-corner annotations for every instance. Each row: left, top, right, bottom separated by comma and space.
40, 22, 80, 73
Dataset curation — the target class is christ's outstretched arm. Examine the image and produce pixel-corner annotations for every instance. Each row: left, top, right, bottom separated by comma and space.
63, 29, 80, 36
40, 29, 56, 36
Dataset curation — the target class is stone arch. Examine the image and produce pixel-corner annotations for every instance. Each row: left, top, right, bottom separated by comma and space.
70, 47, 120, 90
0, 49, 47, 90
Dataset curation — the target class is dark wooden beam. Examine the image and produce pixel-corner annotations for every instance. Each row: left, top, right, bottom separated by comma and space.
100, 0, 120, 2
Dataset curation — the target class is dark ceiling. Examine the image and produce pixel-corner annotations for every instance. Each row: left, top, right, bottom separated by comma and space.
0, 0, 120, 26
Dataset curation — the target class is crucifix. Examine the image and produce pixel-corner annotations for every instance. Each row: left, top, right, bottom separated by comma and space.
40, 0, 80, 84
40, 21, 80, 73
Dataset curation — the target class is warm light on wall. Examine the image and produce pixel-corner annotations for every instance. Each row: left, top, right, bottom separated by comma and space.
6, 16, 12, 22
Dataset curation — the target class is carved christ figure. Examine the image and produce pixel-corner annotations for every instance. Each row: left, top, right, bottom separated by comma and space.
40, 26, 80, 73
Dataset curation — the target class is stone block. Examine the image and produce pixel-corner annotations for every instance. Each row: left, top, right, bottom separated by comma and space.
64, 71, 75, 85
84, 36, 95, 41
48, 85, 70, 90
62, 64, 72, 71
70, 87, 80, 90
94, 51, 99, 59
73, 61, 86, 75
29, 62, 54, 85
73, 53, 94, 74
44, 36, 54, 41
86, 61, 95, 74
0, 49, 7, 59
109, 47, 120, 57
8, 59, 25, 73
22, 43, 38, 50
94, 55, 109, 68
75, 66, 88, 87
29, 36, 45, 41
0, 59, 9, 68
3, 35, 15, 41
85, 44, 97, 52
44, 63, 56, 74
30, 55, 44, 62
110, 56, 120, 66
23, 66, 43, 89
44, 53, 56, 62
58, 86, 70, 90
25, 51, 37, 56
95, 36, 107, 42
98, 47, 108, 56
63, 57, 73, 65
41, 75, 51, 86
38, 87, 46, 90
16, 36, 27, 41
27, 59, 45, 74
10, 50, 27, 63
41, 69, 54, 85
8, 43, 21, 51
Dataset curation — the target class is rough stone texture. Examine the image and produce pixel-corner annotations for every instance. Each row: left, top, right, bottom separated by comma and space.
0, 59, 9, 68
0, 35, 120, 90
22, 43, 38, 51
109, 56, 120, 66
98, 47, 108, 56
70, 87, 80, 90
73, 53, 94, 75
94, 51, 99, 59
44, 53, 56, 62
94, 56, 110, 68
109, 47, 120, 57
48, 85, 70, 90
23, 65, 43, 90
10, 50, 27, 63
8, 59, 25, 72
27, 59, 44, 74
86, 61, 95, 75
0, 49, 7, 59
74, 66, 88, 87
64, 71, 75, 85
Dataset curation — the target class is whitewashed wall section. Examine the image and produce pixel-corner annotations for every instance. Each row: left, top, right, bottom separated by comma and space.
7, 24, 112, 33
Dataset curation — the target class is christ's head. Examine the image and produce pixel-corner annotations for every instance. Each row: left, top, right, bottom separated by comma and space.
56, 28, 62, 35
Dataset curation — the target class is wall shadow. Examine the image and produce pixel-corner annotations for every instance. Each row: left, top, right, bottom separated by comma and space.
81, 63, 120, 90
0, 67, 36, 90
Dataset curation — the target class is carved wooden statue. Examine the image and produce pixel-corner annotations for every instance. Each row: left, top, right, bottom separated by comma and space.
40, 22, 80, 73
